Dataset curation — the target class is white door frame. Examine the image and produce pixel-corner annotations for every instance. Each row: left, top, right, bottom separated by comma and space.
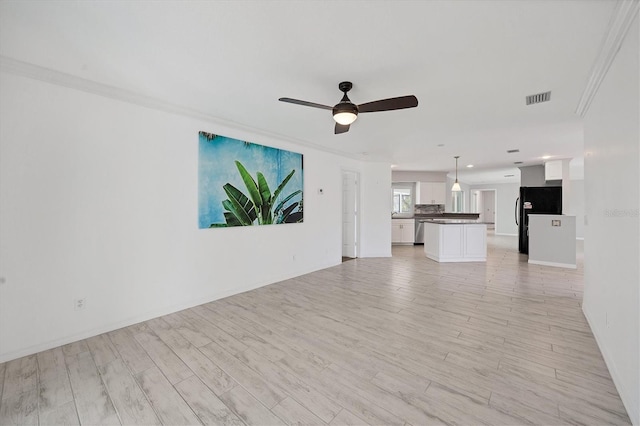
341, 170, 360, 258
476, 189, 497, 228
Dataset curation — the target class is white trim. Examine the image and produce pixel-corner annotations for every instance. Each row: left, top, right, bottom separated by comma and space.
0, 55, 360, 161
528, 259, 577, 269
494, 232, 518, 237
341, 169, 360, 258
583, 306, 639, 425
576, 0, 640, 117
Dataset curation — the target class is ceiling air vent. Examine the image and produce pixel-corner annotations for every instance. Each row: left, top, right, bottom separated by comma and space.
526, 91, 551, 105
514, 161, 523, 165
507, 149, 520, 154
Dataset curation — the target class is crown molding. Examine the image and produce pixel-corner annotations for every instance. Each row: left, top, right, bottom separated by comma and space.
0, 55, 363, 162
576, 0, 640, 117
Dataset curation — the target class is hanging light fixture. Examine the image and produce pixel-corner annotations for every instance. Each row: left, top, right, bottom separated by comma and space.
451, 156, 462, 192
332, 98, 359, 125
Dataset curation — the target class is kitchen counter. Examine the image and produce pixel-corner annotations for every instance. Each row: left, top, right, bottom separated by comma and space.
423, 220, 487, 262
528, 215, 576, 268
420, 219, 479, 224
416, 213, 480, 220
393, 213, 480, 219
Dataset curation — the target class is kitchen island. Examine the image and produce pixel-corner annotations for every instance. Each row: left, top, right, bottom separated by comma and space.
422, 219, 487, 262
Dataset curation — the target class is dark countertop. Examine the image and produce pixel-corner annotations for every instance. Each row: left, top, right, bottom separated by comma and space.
420, 219, 484, 225
393, 213, 481, 219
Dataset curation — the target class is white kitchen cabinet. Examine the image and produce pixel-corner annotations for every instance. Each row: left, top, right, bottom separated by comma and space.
392, 219, 415, 244
423, 221, 487, 262
545, 160, 562, 181
418, 182, 446, 205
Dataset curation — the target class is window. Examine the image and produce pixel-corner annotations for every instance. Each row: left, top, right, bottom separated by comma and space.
392, 183, 414, 216
451, 191, 464, 213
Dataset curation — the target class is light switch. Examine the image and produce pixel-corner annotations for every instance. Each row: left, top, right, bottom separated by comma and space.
552, 219, 561, 227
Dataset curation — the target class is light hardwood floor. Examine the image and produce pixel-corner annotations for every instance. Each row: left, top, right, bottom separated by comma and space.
0, 233, 631, 425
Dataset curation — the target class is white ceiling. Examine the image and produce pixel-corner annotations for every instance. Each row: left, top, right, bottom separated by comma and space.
0, 1, 613, 184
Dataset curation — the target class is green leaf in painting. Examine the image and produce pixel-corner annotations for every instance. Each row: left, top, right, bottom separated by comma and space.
256, 172, 273, 224
277, 202, 299, 223
223, 211, 243, 227
285, 211, 303, 223
223, 183, 256, 225
235, 161, 263, 209
272, 169, 295, 203
274, 190, 302, 215
211, 160, 301, 228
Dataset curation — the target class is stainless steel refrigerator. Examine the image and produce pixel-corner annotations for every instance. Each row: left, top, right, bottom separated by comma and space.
516, 186, 562, 254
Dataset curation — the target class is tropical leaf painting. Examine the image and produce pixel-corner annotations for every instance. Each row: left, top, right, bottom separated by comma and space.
198, 131, 303, 228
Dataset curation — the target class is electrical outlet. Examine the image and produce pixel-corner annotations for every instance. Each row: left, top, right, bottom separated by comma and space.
292, 255, 296, 262
74, 298, 86, 311
606, 312, 609, 328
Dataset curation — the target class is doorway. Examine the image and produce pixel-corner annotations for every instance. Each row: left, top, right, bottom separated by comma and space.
342, 170, 359, 260
473, 189, 497, 230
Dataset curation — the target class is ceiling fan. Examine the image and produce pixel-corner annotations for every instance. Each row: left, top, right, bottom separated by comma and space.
279, 81, 418, 134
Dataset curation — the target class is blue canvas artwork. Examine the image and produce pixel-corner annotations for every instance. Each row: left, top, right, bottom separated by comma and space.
198, 131, 304, 228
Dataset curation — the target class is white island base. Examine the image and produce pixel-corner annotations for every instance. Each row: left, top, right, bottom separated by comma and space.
423, 221, 487, 262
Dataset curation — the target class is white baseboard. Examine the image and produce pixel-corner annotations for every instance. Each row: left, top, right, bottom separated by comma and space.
583, 306, 638, 425
494, 232, 518, 236
528, 259, 577, 269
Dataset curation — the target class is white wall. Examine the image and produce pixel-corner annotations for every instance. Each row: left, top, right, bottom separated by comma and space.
470, 183, 520, 235
570, 179, 585, 239
582, 14, 639, 425
360, 163, 393, 257
0, 73, 391, 362
391, 170, 447, 182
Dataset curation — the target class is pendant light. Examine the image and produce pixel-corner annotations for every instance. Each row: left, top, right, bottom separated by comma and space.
451, 156, 462, 192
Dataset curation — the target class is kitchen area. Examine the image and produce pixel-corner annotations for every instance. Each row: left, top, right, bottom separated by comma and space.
391, 174, 486, 262
392, 161, 579, 267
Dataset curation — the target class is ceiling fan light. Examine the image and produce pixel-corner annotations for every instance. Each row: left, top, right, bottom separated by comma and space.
333, 102, 359, 125
333, 112, 357, 125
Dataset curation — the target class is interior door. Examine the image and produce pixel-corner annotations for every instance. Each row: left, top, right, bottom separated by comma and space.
342, 171, 358, 258
483, 191, 496, 223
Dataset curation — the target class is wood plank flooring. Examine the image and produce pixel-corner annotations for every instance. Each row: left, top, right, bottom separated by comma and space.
0, 234, 631, 425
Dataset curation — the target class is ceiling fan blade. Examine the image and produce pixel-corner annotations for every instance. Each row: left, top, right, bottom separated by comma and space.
335, 123, 350, 134
278, 98, 332, 110
358, 95, 418, 113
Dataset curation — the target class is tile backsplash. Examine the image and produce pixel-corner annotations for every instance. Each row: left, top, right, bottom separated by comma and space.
414, 204, 445, 214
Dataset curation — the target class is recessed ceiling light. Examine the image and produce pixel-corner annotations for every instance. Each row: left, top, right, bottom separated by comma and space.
466, 164, 474, 168
542, 155, 551, 160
